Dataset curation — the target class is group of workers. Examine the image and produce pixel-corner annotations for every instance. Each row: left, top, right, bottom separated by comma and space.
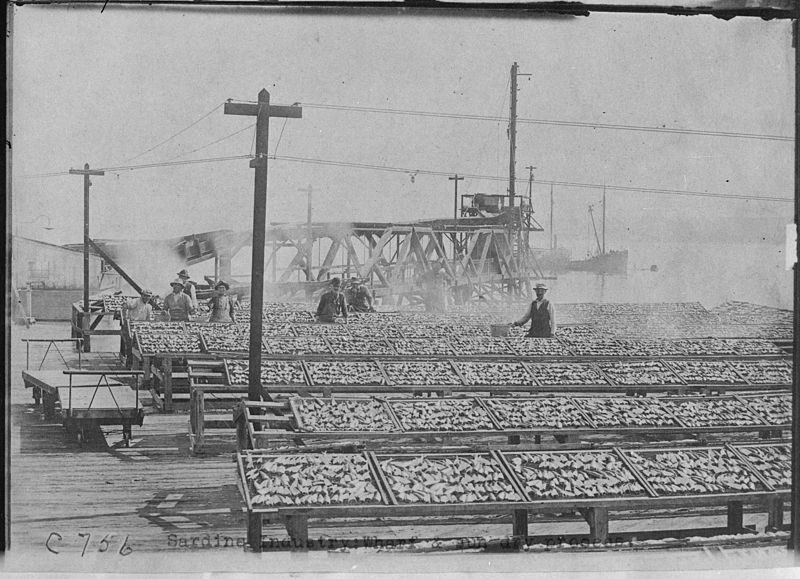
122, 269, 236, 323
313, 275, 556, 339
314, 277, 375, 322
122, 265, 555, 339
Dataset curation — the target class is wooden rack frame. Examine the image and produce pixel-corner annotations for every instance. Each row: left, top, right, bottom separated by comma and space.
236, 443, 790, 551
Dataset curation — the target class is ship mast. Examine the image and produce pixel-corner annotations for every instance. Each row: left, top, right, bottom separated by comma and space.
588, 205, 602, 256
602, 184, 606, 255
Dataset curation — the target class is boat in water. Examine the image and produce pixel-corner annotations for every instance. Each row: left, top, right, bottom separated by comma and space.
566, 249, 629, 274
566, 189, 628, 275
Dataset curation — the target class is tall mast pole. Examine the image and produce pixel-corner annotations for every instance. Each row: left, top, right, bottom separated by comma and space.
549, 183, 554, 250
602, 185, 606, 255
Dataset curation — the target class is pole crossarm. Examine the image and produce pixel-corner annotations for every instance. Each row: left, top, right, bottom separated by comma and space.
69, 168, 105, 176
223, 102, 302, 118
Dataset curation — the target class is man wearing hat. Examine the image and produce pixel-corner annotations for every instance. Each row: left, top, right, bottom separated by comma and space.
513, 283, 557, 338
177, 269, 198, 308
347, 278, 376, 313
315, 277, 348, 323
164, 279, 196, 322
123, 289, 154, 322
207, 280, 236, 323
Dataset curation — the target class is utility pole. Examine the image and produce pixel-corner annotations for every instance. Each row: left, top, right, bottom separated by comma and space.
225, 90, 302, 402
508, 62, 531, 208
69, 163, 104, 353
298, 185, 314, 283
449, 174, 464, 261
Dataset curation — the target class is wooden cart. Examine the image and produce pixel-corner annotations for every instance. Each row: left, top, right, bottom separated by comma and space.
22, 369, 145, 445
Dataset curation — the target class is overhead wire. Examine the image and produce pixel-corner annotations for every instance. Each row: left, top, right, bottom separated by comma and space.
273, 117, 290, 157
268, 154, 791, 203
19, 150, 792, 203
297, 102, 792, 142
120, 102, 225, 164
165, 122, 255, 162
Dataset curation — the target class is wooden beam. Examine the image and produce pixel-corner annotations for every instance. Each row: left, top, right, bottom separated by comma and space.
585, 507, 609, 543
285, 514, 309, 549
224, 102, 302, 118
727, 501, 744, 533
512, 509, 528, 539
247, 513, 263, 552
87, 239, 143, 294
316, 238, 342, 281
409, 228, 429, 268
343, 236, 366, 278
278, 250, 307, 283
361, 229, 394, 277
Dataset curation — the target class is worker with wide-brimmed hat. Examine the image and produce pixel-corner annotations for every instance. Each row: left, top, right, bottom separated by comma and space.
164, 278, 195, 322
513, 282, 556, 338
123, 288, 154, 322
176, 268, 198, 308
207, 280, 235, 323
315, 277, 348, 323
347, 277, 375, 313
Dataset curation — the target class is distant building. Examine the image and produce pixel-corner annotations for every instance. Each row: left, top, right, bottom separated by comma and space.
11, 236, 115, 320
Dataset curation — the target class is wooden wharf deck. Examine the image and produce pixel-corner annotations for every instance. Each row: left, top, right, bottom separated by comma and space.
8, 322, 795, 557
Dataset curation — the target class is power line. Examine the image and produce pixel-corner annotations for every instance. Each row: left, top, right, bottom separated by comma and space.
99, 154, 253, 173
120, 102, 225, 164
269, 154, 792, 204
165, 122, 255, 162
19, 151, 791, 204
297, 102, 792, 142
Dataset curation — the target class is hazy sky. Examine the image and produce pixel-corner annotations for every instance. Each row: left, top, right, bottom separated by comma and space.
10, 7, 794, 253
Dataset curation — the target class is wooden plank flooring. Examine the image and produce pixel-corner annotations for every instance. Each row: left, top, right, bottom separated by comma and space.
7, 322, 787, 557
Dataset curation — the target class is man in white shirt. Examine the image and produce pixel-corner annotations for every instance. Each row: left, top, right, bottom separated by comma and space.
123, 289, 154, 322
513, 283, 556, 337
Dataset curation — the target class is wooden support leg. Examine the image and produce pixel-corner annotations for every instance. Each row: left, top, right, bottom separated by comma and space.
285, 514, 309, 549
767, 498, 784, 532
143, 357, 152, 388
247, 512, 263, 552
163, 359, 173, 413
82, 313, 91, 353
585, 507, 609, 544
235, 416, 249, 450
512, 509, 528, 539
727, 501, 744, 534
42, 393, 56, 420
190, 389, 205, 455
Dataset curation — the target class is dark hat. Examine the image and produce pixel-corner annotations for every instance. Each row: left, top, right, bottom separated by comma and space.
177, 269, 190, 279
330, 277, 341, 286
215, 280, 230, 290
